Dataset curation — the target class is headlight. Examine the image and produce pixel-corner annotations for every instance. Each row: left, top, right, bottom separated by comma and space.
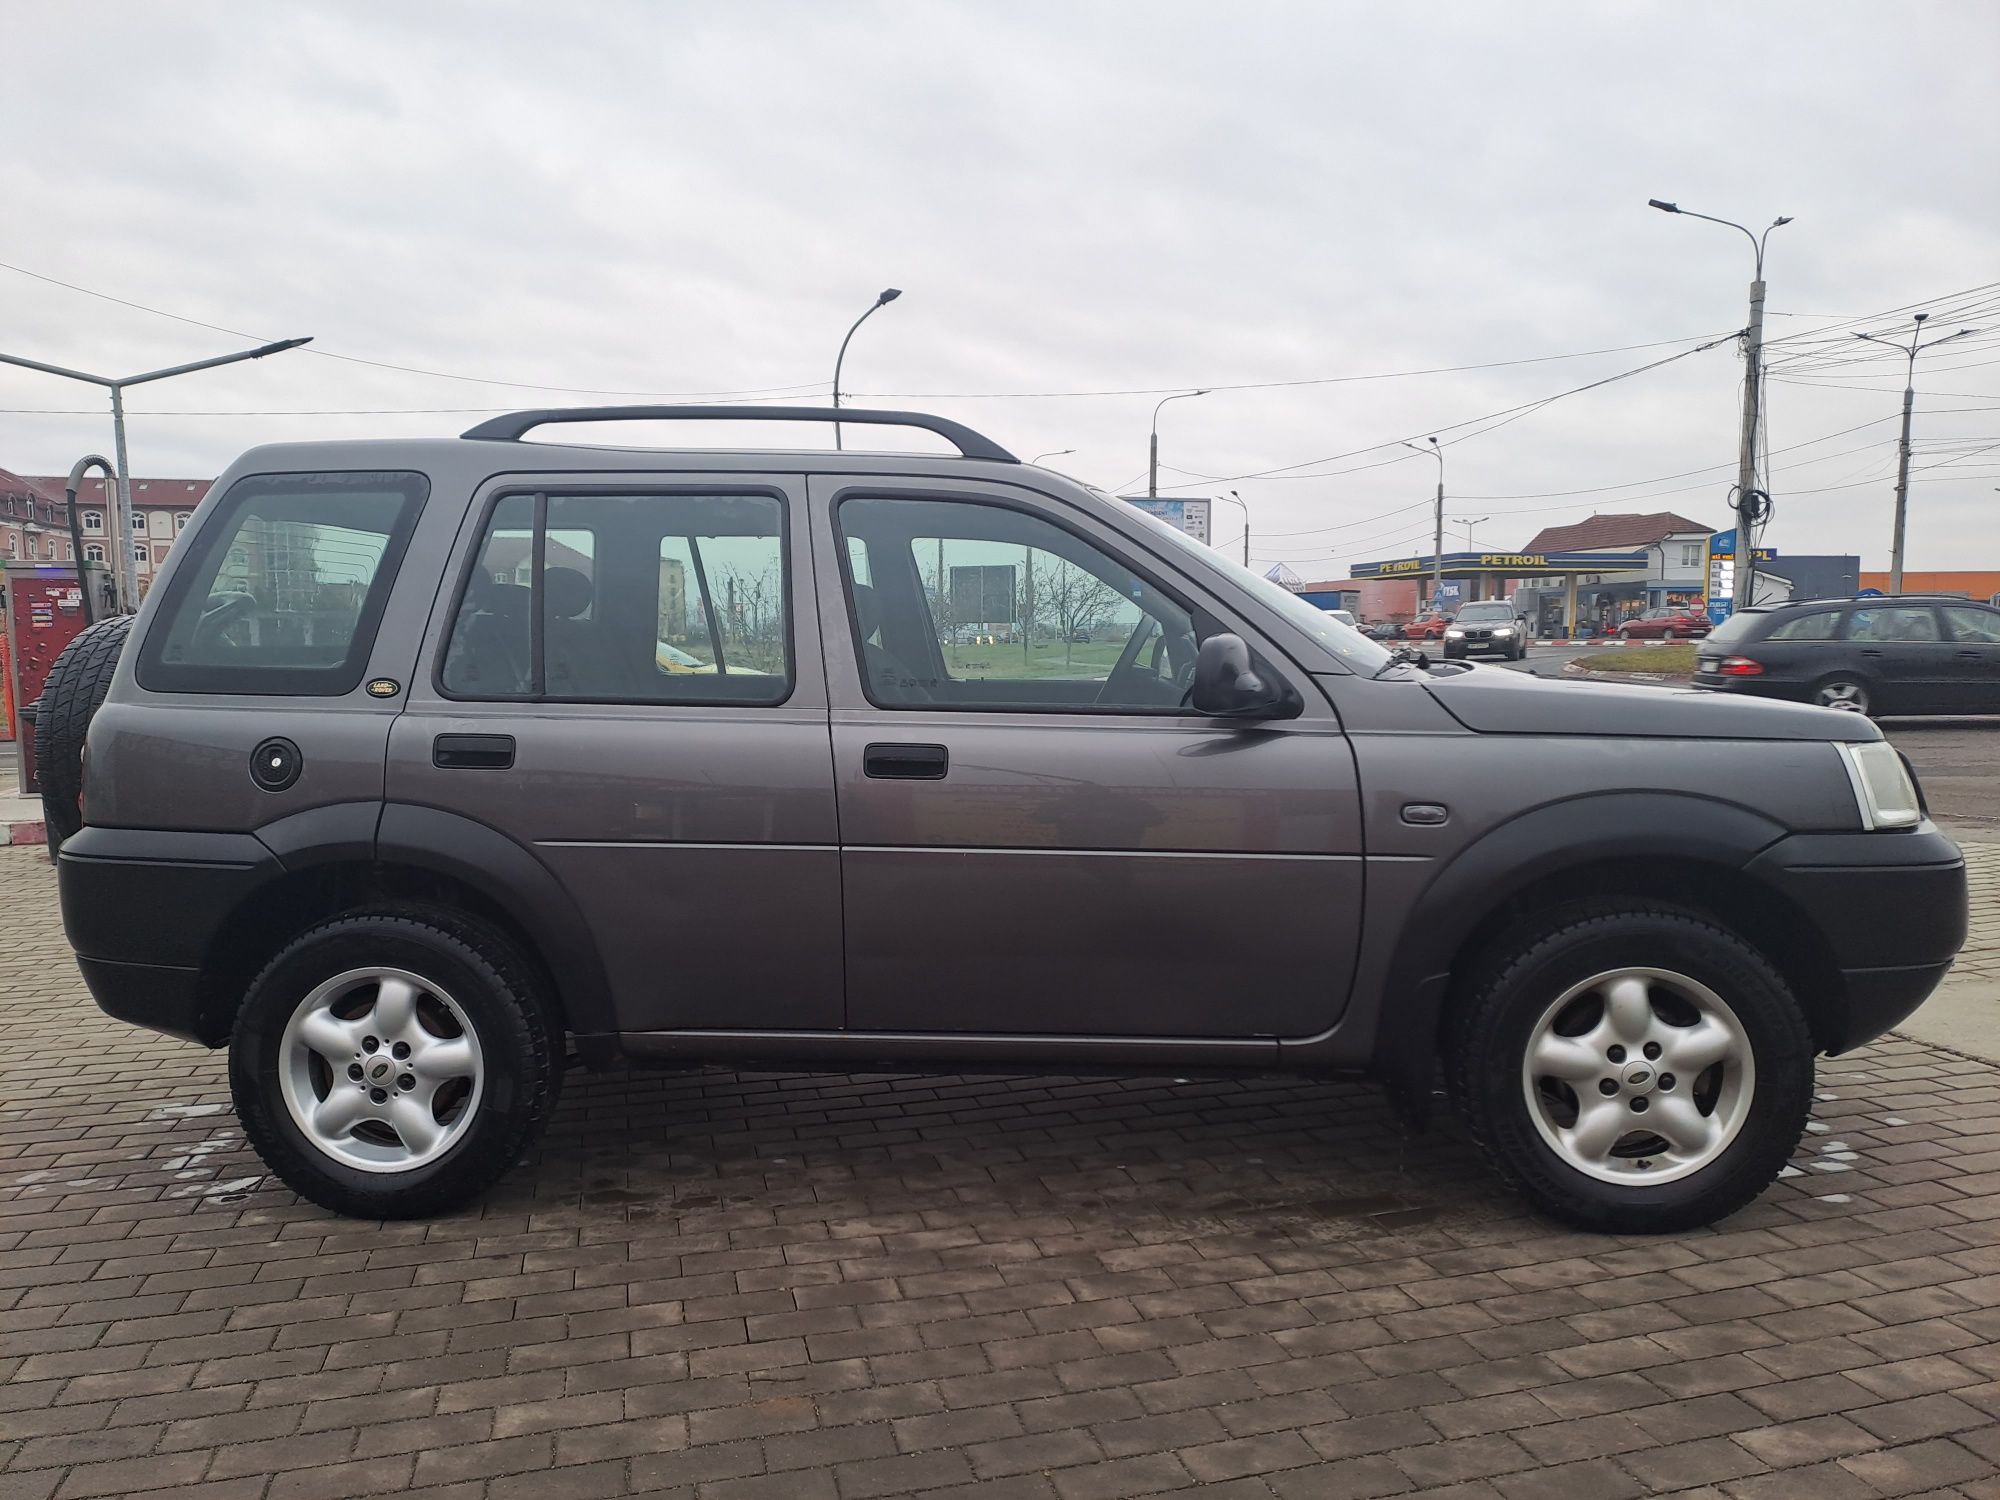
1493, 626, 1515, 636
1445, 629, 1465, 639
1837, 741, 1922, 830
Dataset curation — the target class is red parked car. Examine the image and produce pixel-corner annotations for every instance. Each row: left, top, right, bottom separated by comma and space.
1402, 613, 1453, 641
1618, 605, 1711, 640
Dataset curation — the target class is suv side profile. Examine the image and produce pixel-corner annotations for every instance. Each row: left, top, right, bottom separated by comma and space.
1694, 596, 2000, 716
48, 408, 1968, 1233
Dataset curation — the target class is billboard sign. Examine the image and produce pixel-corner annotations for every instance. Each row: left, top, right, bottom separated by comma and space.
1123, 496, 1212, 545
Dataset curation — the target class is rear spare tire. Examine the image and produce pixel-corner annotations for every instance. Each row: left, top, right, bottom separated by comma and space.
33, 614, 133, 856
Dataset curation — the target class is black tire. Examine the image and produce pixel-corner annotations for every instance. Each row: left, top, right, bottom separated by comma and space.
230, 910, 562, 1219
1448, 902, 1813, 1233
1812, 674, 1872, 716
32, 614, 133, 855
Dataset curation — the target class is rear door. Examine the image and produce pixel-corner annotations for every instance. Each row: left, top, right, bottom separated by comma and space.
387, 474, 842, 1033
812, 475, 1365, 1040
1842, 604, 1954, 713
1940, 604, 2000, 712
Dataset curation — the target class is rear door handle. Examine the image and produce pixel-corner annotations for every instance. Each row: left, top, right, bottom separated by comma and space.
434, 733, 515, 770
1859, 648, 1884, 657
863, 742, 948, 780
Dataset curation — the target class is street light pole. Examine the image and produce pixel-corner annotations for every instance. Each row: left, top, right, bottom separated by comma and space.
1853, 314, 1980, 594
1029, 448, 1075, 466
1214, 489, 1251, 567
831, 288, 902, 451
1403, 437, 1443, 612
1648, 200, 1791, 615
0, 336, 313, 610
1147, 390, 1207, 497
1453, 515, 1490, 550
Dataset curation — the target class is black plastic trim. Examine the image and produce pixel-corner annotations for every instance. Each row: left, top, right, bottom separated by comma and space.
459, 405, 1019, 462
75, 957, 208, 1046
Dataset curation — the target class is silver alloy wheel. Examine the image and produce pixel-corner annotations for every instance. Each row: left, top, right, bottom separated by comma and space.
1521, 967, 1756, 1186
277, 967, 484, 1174
1816, 680, 1868, 713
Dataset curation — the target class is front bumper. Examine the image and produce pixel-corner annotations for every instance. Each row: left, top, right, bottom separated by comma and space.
1746, 824, 1967, 1051
58, 825, 279, 1047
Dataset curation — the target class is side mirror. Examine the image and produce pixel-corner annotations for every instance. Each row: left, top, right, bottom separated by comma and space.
1189, 633, 1299, 719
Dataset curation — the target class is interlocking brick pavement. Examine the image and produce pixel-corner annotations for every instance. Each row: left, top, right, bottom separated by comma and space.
6, 842, 2000, 1499
1956, 841, 1999, 981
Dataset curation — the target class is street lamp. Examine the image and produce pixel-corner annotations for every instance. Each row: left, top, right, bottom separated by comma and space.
1213, 489, 1250, 567
1852, 313, 1980, 594
1648, 198, 1792, 616
831, 288, 902, 450
1402, 437, 1444, 612
1147, 389, 1207, 497
0, 336, 313, 609
1453, 515, 1490, 550
1029, 448, 1075, 466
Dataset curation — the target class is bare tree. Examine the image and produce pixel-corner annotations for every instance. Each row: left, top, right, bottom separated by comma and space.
1031, 555, 1124, 667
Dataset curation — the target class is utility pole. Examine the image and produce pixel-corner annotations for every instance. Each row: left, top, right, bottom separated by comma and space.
1853, 313, 1979, 594
0, 336, 312, 609
1403, 437, 1444, 612
1648, 200, 1791, 616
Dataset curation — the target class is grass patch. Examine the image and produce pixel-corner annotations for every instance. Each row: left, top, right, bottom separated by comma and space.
1568, 642, 1699, 676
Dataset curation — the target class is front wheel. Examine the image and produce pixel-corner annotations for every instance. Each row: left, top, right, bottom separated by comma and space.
231, 911, 561, 1218
1449, 903, 1813, 1233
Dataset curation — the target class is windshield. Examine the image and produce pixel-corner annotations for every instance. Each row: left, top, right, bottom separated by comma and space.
1126, 507, 1394, 673
1455, 602, 1516, 622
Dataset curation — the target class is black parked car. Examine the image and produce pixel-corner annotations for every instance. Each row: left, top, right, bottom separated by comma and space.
1693, 595, 2000, 716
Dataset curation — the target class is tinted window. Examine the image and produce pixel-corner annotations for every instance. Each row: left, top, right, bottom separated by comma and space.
838, 496, 1205, 712
442, 491, 789, 703
1703, 608, 1773, 647
1767, 611, 1839, 641
137, 471, 425, 696
1943, 605, 2000, 644
1847, 606, 1941, 643
1455, 602, 1516, 621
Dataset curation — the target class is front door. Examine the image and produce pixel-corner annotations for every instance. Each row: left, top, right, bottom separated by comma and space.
1940, 604, 2000, 713
812, 476, 1364, 1040
388, 474, 842, 1033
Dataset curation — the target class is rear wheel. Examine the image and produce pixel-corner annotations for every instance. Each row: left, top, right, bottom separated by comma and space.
1662, 629, 1677, 641
230, 911, 561, 1218
1450, 903, 1813, 1233
1813, 675, 1871, 715
32, 614, 133, 855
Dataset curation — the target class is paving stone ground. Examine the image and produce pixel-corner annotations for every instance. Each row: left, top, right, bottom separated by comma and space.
6, 841, 2000, 1500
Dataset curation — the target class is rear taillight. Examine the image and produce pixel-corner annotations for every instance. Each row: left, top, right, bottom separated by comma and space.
1717, 656, 1764, 677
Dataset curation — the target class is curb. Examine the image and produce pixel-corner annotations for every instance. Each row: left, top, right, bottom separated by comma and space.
3, 819, 45, 847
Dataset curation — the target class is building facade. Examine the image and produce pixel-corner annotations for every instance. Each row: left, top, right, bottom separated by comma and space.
19, 475, 211, 597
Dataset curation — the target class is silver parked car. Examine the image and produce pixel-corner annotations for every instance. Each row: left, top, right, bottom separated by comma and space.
42, 407, 1967, 1232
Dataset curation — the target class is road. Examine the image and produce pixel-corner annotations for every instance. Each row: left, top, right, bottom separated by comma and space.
1491, 646, 2000, 835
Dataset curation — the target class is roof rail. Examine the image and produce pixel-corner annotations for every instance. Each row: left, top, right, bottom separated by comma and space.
459, 405, 1019, 461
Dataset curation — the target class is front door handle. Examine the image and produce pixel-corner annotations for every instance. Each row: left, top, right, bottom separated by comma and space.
1859, 648, 1884, 657
864, 742, 948, 780
434, 733, 515, 770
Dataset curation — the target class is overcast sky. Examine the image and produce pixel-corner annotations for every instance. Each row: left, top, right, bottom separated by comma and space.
5, 1, 1997, 576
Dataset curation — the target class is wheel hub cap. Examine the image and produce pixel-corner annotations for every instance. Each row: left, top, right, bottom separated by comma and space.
1521, 966, 1756, 1186
277, 966, 484, 1175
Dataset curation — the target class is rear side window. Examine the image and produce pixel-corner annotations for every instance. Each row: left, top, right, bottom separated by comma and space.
1943, 605, 2000, 643
440, 490, 790, 704
1766, 611, 1839, 641
1847, 606, 1941, 642
137, 471, 426, 696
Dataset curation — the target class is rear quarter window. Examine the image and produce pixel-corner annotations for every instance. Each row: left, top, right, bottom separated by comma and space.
136, 471, 427, 696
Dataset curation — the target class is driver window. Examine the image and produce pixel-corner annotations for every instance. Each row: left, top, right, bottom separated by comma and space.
837, 495, 1200, 711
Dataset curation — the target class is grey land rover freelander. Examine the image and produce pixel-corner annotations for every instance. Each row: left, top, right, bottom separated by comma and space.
41, 407, 1968, 1233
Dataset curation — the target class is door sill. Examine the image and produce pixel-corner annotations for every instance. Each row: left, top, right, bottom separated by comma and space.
610, 1028, 1281, 1071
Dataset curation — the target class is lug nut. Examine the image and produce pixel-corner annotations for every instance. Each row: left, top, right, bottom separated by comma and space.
398, 1074, 415, 1091
392, 1041, 410, 1059
1607, 1045, 1626, 1063
1598, 1079, 1619, 1096
1643, 1042, 1661, 1060
370, 1087, 388, 1104
363, 1037, 379, 1053
1630, 1097, 1649, 1112
348, 1063, 363, 1081
1658, 1073, 1676, 1090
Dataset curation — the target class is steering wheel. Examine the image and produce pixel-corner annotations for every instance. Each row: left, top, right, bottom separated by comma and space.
191, 591, 263, 649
